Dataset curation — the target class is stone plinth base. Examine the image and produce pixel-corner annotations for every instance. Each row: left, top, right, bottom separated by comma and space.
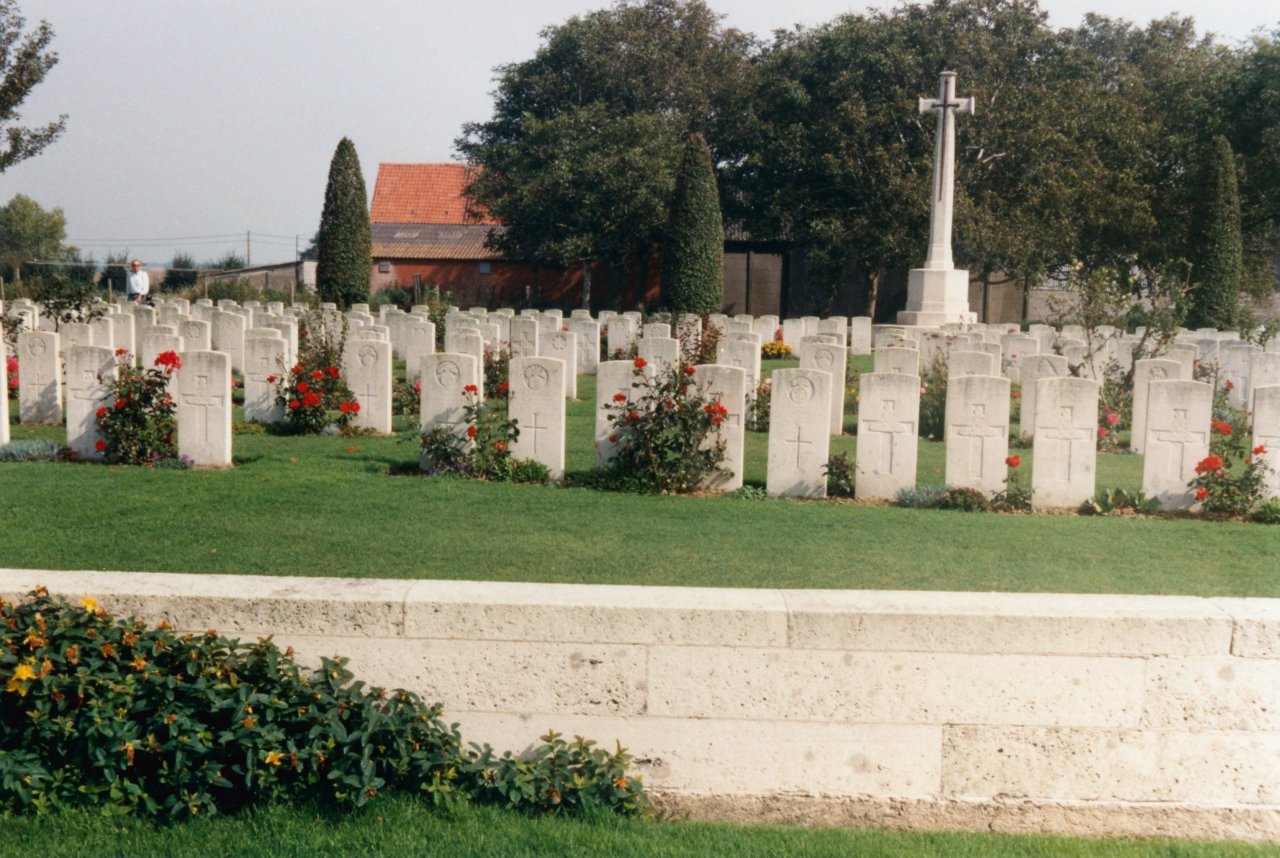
898, 267, 976, 327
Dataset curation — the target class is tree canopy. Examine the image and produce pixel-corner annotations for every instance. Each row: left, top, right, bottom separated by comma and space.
0, 193, 70, 282
0, 0, 65, 174
316, 137, 371, 308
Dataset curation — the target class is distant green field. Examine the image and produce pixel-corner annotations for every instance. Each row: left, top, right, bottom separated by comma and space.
1, 357, 1273, 597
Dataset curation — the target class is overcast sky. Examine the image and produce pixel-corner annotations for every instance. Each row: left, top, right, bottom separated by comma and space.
4, 0, 1276, 267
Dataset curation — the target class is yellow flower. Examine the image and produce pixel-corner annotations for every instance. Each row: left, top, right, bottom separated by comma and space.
265, 751, 283, 766
80, 596, 98, 611
5, 662, 38, 696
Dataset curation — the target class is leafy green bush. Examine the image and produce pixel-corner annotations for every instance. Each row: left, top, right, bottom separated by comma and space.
0, 440, 68, 462
0, 589, 648, 820
418, 386, 548, 484
746, 379, 770, 432
919, 354, 947, 440
936, 487, 991, 512
824, 453, 855, 497
1078, 488, 1161, 516
896, 484, 947, 508
1253, 498, 1280, 525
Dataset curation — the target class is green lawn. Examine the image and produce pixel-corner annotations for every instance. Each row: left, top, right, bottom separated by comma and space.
1, 797, 1274, 858
0, 358, 1274, 597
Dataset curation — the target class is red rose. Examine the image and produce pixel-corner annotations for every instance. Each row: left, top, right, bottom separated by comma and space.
627, 411, 640, 421
266, 374, 277, 383
683, 365, 695, 376
633, 357, 647, 369
1253, 444, 1268, 455
1005, 455, 1021, 468
94, 439, 106, 452
1097, 426, 1108, 439
310, 370, 324, 380
1194, 455, 1225, 474
1105, 412, 1119, 426
497, 382, 509, 394
114, 348, 128, 356
414, 381, 422, 394
1211, 419, 1233, 436
289, 400, 300, 410
1011, 390, 1021, 398
613, 393, 626, 402
297, 381, 309, 394
303, 391, 321, 407
494, 441, 506, 451
326, 366, 339, 378
608, 434, 618, 443
349, 401, 360, 413
464, 384, 479, 395
1225, 380, 1234, 390
291, 364, 303, 375
1195, 487, 1209, 501
154, 351, 182, 371
466, 425, 477, 438
95, 406, 107, 417
114, 398, 127, 409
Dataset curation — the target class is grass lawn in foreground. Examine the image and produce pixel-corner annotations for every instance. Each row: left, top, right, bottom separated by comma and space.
0, 358, 1273, 597
1, 797, 1274, 858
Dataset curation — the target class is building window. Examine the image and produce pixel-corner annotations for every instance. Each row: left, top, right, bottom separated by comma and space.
478, 262, 492, 275
377, 260, 390, 273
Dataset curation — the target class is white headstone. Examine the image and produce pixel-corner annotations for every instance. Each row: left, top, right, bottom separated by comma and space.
766, 368, 832, 498
799, 337, 847, 435
1032, 377, 1099, 508
1018, 353, 1068, 438
693, 364, 746, 490
509, 316, 540, 360
594, 360, 635, 468
212, 310, 246, 372
1141, 379, 1212, 509
643, 322, 671, 340
855, 373, 919, 499
873, 347, 920, 377
638, 337, 679, 377
420, 353, 479, 469
780, 318, 804, 349
18, 330, 61, 423
606, 317, 637, 358
343, 339, 393, 433
403, 318, 436, 383
139, 328, 184, 374
568, 319, 600, 376
539, 331, 578, 399
178, 319, 212, 351
848, 317, 873, 355
177, 350, 233, 467
110, 313, 136, 359
507, 356, 566, 479
65, 345, 115, 459
243, 335, 287, 424
443, 330, 485, 396
945, 374, 1010, 496
1131, 358, 1181, 454
948, 350, 997, 378
1252, 385, 1280, 501
716, 339, 761, 402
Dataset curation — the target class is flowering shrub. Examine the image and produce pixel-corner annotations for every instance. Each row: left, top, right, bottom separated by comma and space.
760, 340, 792, 360
483, 343, 510, 400
95, 350, 187, 466
419, 385, 547, 483
1189, 441, 1272, 518
919, 354, 948, 440
0, 589, 649, 820
272, 362, 360, 434
588, 359, 727, 493
991, 454, 1032, 512
824, 453, 855, 497
747, 379, 771, 432
1095, 360, 1131, 451
5, 354, 15, 399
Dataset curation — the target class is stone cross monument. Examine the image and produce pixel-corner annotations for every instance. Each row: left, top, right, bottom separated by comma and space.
898, 71, 977, 327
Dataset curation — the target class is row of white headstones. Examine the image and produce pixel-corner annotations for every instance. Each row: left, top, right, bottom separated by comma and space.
4, 297, 1279, 509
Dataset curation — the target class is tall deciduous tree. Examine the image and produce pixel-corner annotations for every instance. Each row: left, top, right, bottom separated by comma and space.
457, 0, 755, 307
662, 133, 723, 314
316, 137, 371, 308
0, 0, 65, 174
0, 192, 67, 282
1186, 136, 1243, 329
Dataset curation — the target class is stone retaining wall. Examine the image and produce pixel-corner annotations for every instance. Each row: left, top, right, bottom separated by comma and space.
4, 570, 1277, 843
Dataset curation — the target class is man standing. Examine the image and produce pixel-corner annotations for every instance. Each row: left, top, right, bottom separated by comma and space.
126, 259, 150, 304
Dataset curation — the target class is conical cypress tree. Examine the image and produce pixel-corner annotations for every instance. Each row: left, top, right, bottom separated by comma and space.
316, 137, 372, 308
1186, 136, 1242, 330
661, 133, 723, 315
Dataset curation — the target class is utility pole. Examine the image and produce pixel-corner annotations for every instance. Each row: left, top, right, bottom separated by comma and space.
246, 231, 251, 268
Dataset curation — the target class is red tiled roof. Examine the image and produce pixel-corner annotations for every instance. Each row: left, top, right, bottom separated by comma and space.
370, 163, 495, 225
371, 223, 504, 260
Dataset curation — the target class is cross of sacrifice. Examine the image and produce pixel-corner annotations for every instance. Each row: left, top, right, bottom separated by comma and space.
1152, 407, 1208, 479
862, 399, 914, 475
1039, 405, 1092, 479
918, 71, 974, 271
952, 402, 1004, 478
182, 374, 222, 443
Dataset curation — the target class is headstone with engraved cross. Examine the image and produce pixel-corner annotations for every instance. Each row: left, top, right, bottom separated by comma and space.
568, 319, 600, 376
1032, 377, 1099, 508
1019, 354, 1069, 439
693, 364, 746, 491
18, 330, 62, 424
508, 356, 565, 479
509, 316, 540, 361
594, 360, 636, 468
767, 368, 831, 498
899, 71, 976, 326
420, 353, 479, 470
945, 375, 1011, 496
243, 335, 286, 424
343, 338, 393, 433
211, 310, 246, 372
539, 331, 578, 399
65, 346, 116, 459
176, 350, 232, 466
799, 337, 848, 435
1253, 385, 1280, 501
1142, 379, 1212, 509
855, 373, 920, 499
1131, 358, 1181, 454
